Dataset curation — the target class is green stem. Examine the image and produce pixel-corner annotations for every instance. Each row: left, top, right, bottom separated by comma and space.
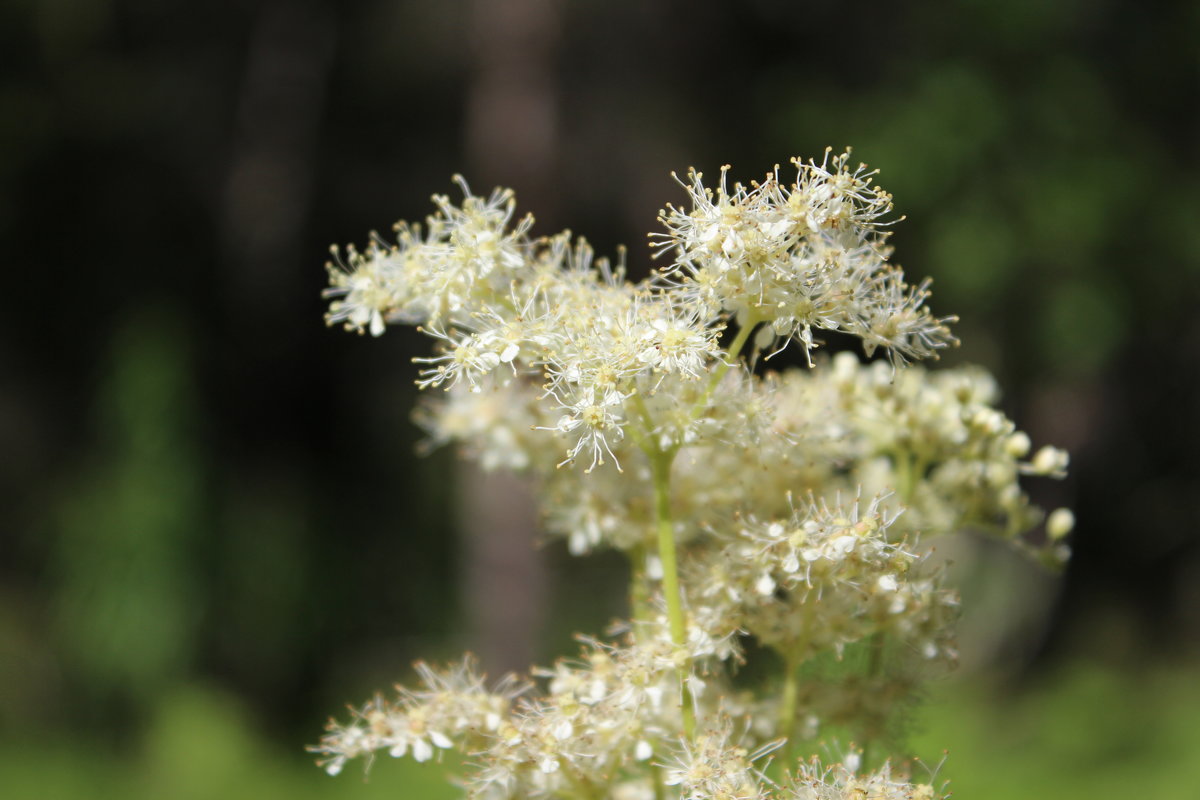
652, 764, 667, 800
651, 450, 685, 645
893, 451, 928, 514
775, 647, 802, 780
630, 543, 651, 623
691, 314, 761, 419
559, 759, 601, 800
894, 452, 917, 507
631, 390, 657, 436
650, 446, 695, 739
860, 633, 886, 770
629, 314, 762, 746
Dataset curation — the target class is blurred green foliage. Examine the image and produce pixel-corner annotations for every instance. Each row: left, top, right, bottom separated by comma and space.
4, 665, 1197, 799
770, 48, 1185, 379
913, 665, 1200, 798
49, 310, 203, 712
0, 683, 459, 800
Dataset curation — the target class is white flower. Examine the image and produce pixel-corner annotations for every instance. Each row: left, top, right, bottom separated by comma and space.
542, 384, 631, 471
636, 310, 719, 378
324, 243, 404, 336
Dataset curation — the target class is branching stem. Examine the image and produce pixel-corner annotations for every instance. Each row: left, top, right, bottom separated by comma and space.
691, 313, 761, 418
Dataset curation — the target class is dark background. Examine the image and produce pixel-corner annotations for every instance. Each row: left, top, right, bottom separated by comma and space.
1, 1, 1197, 797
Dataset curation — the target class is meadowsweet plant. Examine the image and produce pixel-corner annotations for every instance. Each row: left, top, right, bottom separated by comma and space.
313, 149, 1073, 799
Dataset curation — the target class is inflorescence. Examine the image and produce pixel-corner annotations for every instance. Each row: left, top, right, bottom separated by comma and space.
314, 150, 1073, 799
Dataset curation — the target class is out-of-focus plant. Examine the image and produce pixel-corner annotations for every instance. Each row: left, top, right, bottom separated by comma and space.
309, 150, 1072, 798
51, 311, 203, 713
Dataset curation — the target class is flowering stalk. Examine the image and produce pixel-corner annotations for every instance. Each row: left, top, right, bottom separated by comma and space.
693, 312, 760, 416
311, 150, 1076, 799
648, 445, 694, 739
776, 646, 803, 777
861, 634, 887, 771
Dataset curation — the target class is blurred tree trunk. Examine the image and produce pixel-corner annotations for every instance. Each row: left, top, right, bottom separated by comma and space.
216, 1, 334, 697
220, 1, 334, 321
459, 0, 561, 676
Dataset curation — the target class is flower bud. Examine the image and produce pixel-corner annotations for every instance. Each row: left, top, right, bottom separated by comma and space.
1004, 431, 1031, 458
1046, 508, 1075, 541
1031, 445, 1069, 475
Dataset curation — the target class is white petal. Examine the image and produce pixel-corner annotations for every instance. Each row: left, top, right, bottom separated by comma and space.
646, 555, 664, 580
412, 738, 433, 762
369, 311, 386, 337
831, 535, 857, 555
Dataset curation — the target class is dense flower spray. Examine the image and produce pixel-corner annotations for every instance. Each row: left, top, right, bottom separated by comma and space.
313, 150, 1073, 798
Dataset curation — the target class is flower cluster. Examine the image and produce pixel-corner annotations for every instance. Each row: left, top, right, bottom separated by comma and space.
315, 630, 720, 799
653, 150, 956, 366
312, 658, 525, 777
688, 494, 959, 664
314, 151, 1073, 799
790, 757, 941, 800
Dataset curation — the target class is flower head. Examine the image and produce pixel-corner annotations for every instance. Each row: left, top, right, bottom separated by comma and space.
316, 151, 1074, 800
